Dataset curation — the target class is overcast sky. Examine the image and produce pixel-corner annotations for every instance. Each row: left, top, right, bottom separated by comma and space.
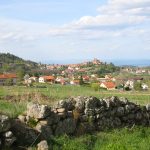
0, 0, 150, 63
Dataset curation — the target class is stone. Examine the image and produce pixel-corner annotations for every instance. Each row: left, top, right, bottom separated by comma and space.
84, 108, 95, 116
3, 131, 16, 147
135, 112, 142, 120
4, 131, 13, 138
55, 118, 76, 136
116, 107, 124, 116
67, 111, 73, 117
57, 100, 67, 109
18, 115, 26, 123
113, 117, 121, 127
66, 98, 75, 110
36, 122, 53, 139
0, 115, 11, 132
57, 112, 66, 119
80, 115, 88, 122
146, 104, 150, 111
76, 122, 95, 135
37, 140, 49, 150
57, 108, 66, 113
46, 113, 60, 125
75, 97, 85, 113
27, 103, 51, 119
11, 119, 41, 146
85, 97, 100, 109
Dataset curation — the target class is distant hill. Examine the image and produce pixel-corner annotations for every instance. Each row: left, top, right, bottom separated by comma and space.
0, 53, 39, 73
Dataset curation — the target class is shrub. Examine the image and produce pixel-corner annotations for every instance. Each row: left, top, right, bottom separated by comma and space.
91, 83, 100, 91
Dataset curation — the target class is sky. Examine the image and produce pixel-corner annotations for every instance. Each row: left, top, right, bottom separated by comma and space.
0, 0, 150, 63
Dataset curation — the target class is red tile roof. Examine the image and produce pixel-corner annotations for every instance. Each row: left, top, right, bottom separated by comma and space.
42, 76, 55, 80
101, 82, 116, 89
0, 74, 17, 79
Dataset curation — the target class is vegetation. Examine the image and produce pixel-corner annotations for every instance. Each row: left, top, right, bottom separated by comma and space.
0, 53, 39, 73
51, 126, 150, 150
0, 84, 150, 118
134, 82, 142, 91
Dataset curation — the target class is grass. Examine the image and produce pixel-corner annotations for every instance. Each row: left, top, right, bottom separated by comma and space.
0, 84, 150, 117
52, 127, 150, 150
0, 100, 26, 118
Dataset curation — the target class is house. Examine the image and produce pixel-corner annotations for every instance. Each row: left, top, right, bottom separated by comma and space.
142, 83, 149, 90
39, 76, 55, 83
0, 74, 17, 85
55, 77, 69, 85
70, 80, 80, 85
82, 76, 90, 82
124, 80, 134, 89
100, 82, 116, 90
29, 76, 38, 82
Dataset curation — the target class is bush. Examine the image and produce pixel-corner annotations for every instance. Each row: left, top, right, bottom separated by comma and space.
91, 83, 100, 91
134, 82, 142, 91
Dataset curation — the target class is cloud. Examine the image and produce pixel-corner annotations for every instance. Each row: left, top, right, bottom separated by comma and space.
0, 0, 149, 43
97, 0, 150, 15
0, 18, 50, 43
46, 0, 150, 40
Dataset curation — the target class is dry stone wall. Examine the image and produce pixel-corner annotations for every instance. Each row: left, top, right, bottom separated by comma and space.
1, 96, 150, 149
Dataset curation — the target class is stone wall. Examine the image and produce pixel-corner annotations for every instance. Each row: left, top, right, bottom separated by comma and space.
1, 96, 150, 149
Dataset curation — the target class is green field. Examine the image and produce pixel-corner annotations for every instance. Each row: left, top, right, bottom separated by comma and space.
0, 84, 150, 117
1, 84, 150, 149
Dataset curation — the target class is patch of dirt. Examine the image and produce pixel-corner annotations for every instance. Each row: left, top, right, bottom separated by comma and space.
0, 93, 51, 104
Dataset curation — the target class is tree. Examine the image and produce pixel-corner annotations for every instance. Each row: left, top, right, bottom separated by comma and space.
79, 75, 84, 85
91, 83, 99, 91
134, 82, 142, 91
5, 78, 13, 86
16, 68, 25, 81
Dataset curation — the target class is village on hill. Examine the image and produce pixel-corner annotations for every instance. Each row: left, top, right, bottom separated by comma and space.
0, 54, 150, 91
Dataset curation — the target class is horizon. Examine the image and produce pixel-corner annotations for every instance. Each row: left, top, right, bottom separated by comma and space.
0, 0, 150, 61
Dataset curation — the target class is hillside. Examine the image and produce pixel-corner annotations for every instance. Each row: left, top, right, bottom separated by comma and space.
0, 53, 39, 73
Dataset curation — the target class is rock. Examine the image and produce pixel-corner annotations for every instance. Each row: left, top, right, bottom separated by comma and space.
79, 115, 88, 122
125, 104, 135, 113
18, 115, 26, 123
57, 100, 67, 109
0, 115, 11, 132
119, 97, 129, 105
75, 96, 85, 113
66, 98, 76, 110
55, 118, 76, 136
57, 112, 66, 119
37, 140, 49, 150
84, 108, 95, 116
113, 117, 121, 127
3, 131, 16, 147
146, 104, 150, 111
85, 97, 100, 109
56, 108, 66, 113
27, 103, 51, 119
116, 107, 124, 116
67, 111, 73, 117
11, 119, 41, 146
46, 113, 60, 125
36, 122, 53, 139
4, 131, 13, 138
76, 122, 95, 135
135, 112, 142, 120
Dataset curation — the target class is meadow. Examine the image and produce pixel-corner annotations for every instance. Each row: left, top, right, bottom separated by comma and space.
0, 84, 150, 117
1, 84, 150, 150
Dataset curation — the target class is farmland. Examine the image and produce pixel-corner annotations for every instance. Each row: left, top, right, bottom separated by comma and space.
1, 84, 150, 117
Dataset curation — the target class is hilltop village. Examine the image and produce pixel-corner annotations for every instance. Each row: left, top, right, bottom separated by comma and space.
0, 53, 150, 91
